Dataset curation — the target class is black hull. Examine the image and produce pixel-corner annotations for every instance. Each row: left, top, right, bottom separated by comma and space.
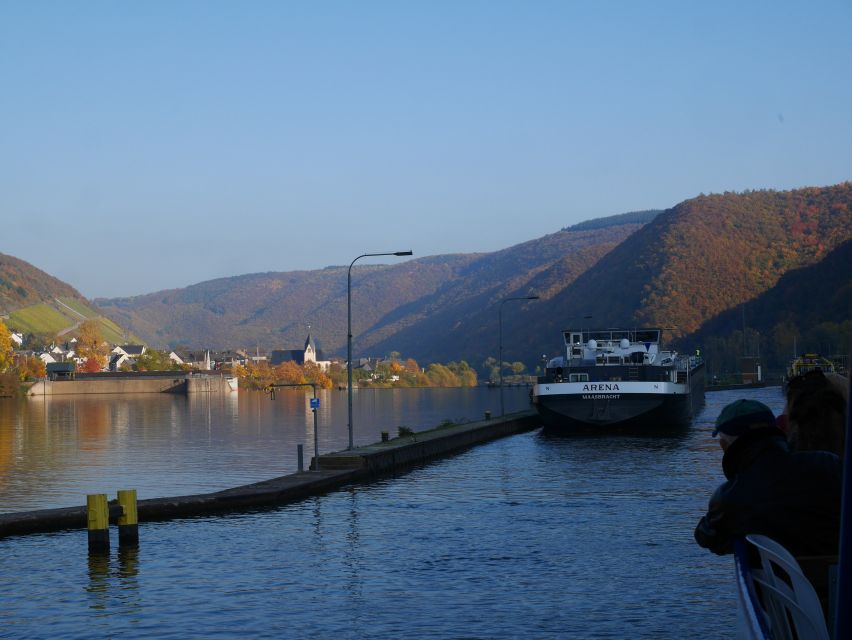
536, 392, 701, 432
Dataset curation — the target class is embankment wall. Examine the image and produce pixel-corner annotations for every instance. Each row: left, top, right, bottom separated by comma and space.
27, 375, 235, 396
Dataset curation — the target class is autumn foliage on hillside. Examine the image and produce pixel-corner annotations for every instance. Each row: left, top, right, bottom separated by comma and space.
550, 183, 852, 343
685, 237, 852, 377
0, 253, 85, 315
636, 184, 852, 336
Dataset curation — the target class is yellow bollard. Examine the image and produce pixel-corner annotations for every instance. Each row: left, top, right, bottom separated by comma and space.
116, 489, 139, 546
86, 493, 110, 552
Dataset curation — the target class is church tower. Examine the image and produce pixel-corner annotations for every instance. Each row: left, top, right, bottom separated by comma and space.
304, 327, 317, 364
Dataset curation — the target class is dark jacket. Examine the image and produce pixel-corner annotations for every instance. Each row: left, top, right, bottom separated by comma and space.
694, 427, 842, 556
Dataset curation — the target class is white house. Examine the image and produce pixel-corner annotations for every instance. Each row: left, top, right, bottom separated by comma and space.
112, 344, 146, 358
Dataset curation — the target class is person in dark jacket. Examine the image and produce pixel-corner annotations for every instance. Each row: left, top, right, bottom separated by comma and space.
782, 369, 848, 458
694, 399, 842, 558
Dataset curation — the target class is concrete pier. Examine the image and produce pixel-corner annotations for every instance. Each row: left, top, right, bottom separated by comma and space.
0, 410, 539, 538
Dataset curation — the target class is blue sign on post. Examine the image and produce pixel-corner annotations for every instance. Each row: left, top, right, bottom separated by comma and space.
310, 398, 320, 409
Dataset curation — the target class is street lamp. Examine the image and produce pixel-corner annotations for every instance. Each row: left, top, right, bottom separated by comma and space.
347, 250, 413, 450
498, 295, 539, 416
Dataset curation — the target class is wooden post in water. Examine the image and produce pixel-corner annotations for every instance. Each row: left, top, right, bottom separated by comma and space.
117, 489, 138, 546
86, 494, 110, 553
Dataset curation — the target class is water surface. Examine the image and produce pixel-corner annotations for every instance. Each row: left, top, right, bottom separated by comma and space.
1, 387, 529, 511
0, 386, 785, 638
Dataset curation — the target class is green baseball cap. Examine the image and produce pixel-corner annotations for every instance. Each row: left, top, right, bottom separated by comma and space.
712, 399, 776, 437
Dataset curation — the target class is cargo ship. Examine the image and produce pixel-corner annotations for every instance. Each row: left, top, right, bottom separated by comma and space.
532, 327, 705, 430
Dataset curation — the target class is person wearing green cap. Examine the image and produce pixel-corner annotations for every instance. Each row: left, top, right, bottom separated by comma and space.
694, 398, 842, 612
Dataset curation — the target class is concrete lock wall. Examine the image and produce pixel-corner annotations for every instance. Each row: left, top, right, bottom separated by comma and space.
27, 375, 235, 396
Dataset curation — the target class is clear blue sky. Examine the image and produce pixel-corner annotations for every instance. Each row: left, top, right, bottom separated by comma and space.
2, 1, 850, 299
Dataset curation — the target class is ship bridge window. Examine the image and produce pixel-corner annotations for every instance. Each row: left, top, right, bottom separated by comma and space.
569, 373, 589, 382
634, 330, 660, 343
606, 356, 622, 365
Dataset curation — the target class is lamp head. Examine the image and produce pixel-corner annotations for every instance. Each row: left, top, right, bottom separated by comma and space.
394, 250, 413, 256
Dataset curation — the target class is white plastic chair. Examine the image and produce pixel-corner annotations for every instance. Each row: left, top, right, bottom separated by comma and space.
745, 534, 830, 640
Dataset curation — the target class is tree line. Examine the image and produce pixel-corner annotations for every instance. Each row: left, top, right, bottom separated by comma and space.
232, 356, 478, 390
683, 320, 851, 382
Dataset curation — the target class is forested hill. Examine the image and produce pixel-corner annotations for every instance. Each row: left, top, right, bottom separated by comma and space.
493, 182, 852, 368
687, 237, 852, 365
96, 216, 647, 353
10, 181, 849, 377
0, 253, 85, 315
565, 209, 661, 231
94, 182, 851, 372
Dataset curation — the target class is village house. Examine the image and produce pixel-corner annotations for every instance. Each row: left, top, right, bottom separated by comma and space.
108, 344, 146, 371
112, 344, 146, 359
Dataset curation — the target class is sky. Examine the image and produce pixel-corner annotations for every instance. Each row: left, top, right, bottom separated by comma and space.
2, 1, 851, 299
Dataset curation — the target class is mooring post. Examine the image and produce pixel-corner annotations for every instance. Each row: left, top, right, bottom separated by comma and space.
312, 401, 320, 472
117, 489, 139, 547
86, 493, 110, 553
297, 444, 304, 472
269, 382, 320, 471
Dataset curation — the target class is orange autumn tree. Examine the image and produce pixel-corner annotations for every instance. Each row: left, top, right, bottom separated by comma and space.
303, 362, 333, 389
0, 319, 13, 373
76, 319, 110, 372
14, 354, 46, 381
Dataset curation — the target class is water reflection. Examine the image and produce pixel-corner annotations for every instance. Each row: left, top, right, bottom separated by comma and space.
86, 546, 141, 618
86, 551, 111, 603
0, 387, 534, 512
344, 488, 365, 616
118, 545, 140, 580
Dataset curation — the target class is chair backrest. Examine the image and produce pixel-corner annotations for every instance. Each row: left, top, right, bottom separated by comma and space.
745, 534, 830, 640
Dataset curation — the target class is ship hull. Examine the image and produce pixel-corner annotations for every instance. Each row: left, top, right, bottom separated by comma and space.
533, 373, 704, 431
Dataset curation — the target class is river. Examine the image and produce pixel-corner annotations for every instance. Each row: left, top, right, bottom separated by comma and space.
0, 385, 785, 638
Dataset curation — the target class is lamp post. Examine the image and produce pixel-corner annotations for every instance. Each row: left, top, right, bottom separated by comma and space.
498, 295, 539, 416
347, 250, 413, 450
